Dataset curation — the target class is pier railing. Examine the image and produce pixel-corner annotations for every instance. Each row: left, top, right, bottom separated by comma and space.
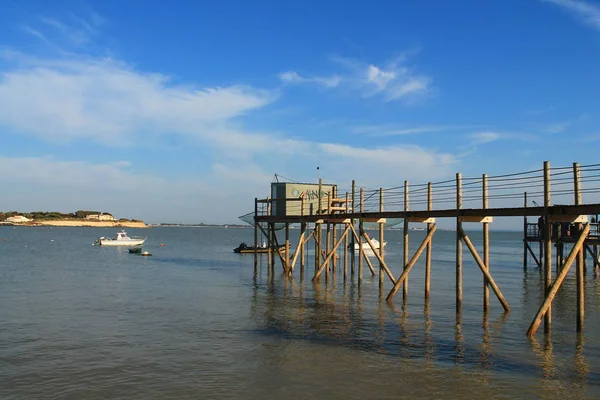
256, 162, 600, 221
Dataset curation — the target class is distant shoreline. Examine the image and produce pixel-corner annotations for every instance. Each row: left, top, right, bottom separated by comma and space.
1, 219, 149, 228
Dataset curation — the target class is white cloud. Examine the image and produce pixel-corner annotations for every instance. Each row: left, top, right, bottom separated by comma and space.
278, 71, 341, 88
542, 0, 600, 30
279, 55, 432, 102
471, 131, 501, 144
0, 53, 275, 146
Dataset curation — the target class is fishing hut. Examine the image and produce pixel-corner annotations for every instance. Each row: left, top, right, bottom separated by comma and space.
249, 161, 600, 337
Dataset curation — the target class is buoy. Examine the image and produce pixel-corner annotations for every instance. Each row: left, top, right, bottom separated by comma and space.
141, 251, 152, 256
159, 243, 164, 247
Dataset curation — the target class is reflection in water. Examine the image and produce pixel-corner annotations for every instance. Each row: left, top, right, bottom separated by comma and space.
574, 334, 589, 386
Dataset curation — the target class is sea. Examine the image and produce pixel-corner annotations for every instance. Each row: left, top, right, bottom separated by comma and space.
1, 226, 599, 399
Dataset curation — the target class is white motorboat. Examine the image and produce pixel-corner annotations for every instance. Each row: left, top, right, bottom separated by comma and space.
94, 230, 146, 246
349, 238, 387, 251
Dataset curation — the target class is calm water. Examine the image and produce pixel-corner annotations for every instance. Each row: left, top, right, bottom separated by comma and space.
1, 226, 599, 399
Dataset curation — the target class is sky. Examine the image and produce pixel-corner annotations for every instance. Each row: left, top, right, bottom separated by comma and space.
0, 0, 599, 225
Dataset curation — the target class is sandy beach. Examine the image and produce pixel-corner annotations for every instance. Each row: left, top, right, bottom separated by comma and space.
31, 220, 149, 228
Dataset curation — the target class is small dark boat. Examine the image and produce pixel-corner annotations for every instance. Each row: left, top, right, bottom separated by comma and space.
129, 246, 143, 254
233, 242, 285, 254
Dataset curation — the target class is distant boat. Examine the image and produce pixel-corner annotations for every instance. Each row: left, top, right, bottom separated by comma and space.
94, 230, 146, 246
348, 238, 387, 251
233, 242, 285, 254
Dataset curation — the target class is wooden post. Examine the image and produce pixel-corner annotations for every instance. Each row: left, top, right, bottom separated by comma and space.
300, 197, 305, 275
574, 162, 584, 332
254, 198, 258, 276
403, 181, 409, 302
326, 222, 331, 280
527, 224, 590, 336
456, 173, 463, 312
543, 161, 552, 333
285, 223, 290, 274
315, 222, 321, 276
359, 188, 364, 285
379, 188, 385, 292
344, 192, 349, 281
523, 192, 528, 269
425, 182, 432, 300
267, 197, 272, 274
351, 181, 356, 278
483, 174, 490, 312
300, 222, 306, 277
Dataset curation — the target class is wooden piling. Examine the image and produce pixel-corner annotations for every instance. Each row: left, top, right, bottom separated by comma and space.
359, 188, 364, 285
456, 173, 463, 311
425, 182, 432, 300
351, 181, 356, 278
379, 188, 385, 292
574, 162, 584, 332
523, 192, 528, 269
285, 223, 290, 274
254, 198, 258, 276
403, 181, 409, 302
344, 192, 349, 281
543, 161, 552, 334
483, 174, 490, 312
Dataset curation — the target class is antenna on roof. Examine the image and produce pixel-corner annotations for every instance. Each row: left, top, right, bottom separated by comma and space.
532, 200, 539, 207
317, 166, 320, 182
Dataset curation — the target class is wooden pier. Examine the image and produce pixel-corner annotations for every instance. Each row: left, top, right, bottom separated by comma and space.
250, 161, 600, 337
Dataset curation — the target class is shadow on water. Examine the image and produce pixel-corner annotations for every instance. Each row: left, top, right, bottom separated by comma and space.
250, 274, 600, 387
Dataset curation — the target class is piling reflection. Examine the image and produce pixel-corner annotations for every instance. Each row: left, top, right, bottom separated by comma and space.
249, 253, 597, 395
574, 334, 589, 386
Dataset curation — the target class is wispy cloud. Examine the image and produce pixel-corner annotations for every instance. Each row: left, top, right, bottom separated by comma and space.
471, 131, 502, 145
543, 121, 570, 134
469, 131, 538, 145
525, 105, 555, 115
22, 12, 106, 49
279, 54, 432, 102
542, 0, 600, 30
352, 124, 487, 137
278, 71, 341, 88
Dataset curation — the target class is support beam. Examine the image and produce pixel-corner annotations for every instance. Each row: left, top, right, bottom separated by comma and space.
362, 231, 396, 284
461, 229, 510, 312
312, 225, 351, 281
349, 223, 376, 276
386, 224, 438, 302
289, 230, 306, 274
527, 224, 590, 336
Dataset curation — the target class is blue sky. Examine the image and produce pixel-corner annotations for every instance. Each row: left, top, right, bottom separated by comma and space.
0, 0, 599, 224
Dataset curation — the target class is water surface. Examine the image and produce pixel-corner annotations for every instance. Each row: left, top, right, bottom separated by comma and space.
1, 226, 599, 399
